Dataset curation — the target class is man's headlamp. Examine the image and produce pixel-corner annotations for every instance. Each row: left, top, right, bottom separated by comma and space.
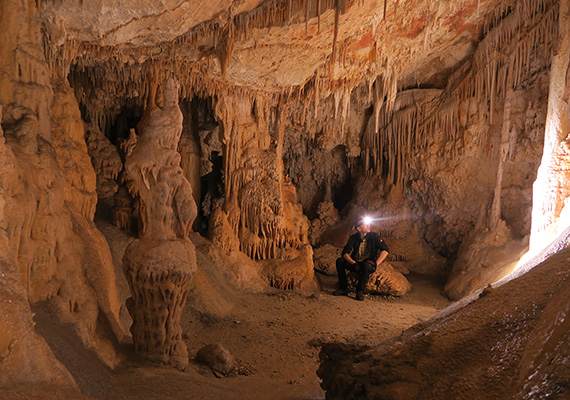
356, 216, 373, 227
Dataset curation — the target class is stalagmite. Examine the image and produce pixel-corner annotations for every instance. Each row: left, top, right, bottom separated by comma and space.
122, 77, 197, 370
490, 56, 515, 230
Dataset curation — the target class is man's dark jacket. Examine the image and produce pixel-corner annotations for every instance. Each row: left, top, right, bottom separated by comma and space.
341, 231, 389, 263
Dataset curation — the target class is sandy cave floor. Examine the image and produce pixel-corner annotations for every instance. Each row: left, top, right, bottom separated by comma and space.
102, 273, 449, 400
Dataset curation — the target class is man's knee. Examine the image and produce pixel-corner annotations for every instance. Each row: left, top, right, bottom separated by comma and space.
362, 260, 375, 274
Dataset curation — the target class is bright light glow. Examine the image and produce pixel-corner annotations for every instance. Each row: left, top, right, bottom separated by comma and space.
360, 215, 403, 224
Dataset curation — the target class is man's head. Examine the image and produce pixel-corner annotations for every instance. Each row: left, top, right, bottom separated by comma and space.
355, 217, 371, 235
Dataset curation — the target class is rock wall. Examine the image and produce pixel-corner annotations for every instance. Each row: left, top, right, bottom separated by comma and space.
0, 104, 78, 389
0, 0, 126, 386
439, 0, 561, 299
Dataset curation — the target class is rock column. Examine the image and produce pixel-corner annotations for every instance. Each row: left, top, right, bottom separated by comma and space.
531, 0, 570, 248
123, 77, 197, 369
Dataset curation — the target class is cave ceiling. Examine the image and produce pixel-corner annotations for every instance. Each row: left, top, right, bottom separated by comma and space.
42, 0, 500, 94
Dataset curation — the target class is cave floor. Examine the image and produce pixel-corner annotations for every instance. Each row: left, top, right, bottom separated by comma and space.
100, 273, 450, 400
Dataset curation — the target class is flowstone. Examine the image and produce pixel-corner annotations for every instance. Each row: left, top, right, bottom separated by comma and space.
122, 77, 197, 369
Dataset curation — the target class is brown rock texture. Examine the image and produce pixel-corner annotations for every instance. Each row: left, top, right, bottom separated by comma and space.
85, 123, 122, 200
207, 95, 314, 289
309, 200, 340, 245
123, 238, 196, 369
444, 219, 528, 300
531, 0, 570, 248
0, 106, 78, 389
313, 243, 342, 275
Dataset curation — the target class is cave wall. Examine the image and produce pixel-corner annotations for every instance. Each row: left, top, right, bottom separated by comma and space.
0, 103, 78, 389
0, 0, 126, 387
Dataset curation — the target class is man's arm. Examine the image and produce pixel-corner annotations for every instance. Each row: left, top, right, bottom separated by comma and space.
343, 253, 358, 265
341, 235, 358, 265
376, 250, 389, 266
375, 235, 390, 266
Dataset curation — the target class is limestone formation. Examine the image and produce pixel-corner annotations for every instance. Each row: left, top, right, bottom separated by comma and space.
531, 0, 570, 249
260, 243, 314, 290
313, 243, 342, 276
112, 186, 134, 231
309, 200, 340, 245
85, 123, 122, 199
0, 236, 78, 389
347, 262, 412, 297
178, 114, 202, 231
122, 77, 197, 369
51, 81, 98, 219
0, 0, 126, 383
207, 206, 240, 253
444, 220, 529, 300
0, 104, 78, 388
207, 95, 314, 289
123, 238, 196, 368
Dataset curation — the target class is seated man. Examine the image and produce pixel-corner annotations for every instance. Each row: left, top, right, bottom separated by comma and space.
333, 217, 390, 301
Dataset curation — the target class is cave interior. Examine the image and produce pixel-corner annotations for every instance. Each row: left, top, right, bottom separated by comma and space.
0, 0, 569, 399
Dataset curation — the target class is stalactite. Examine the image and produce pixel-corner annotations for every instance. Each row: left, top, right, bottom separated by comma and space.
330, 0, 341, 79
317, 0, 321, 32
46, 0, 559, 216
305, 0, 309, 32
314, 72, 320, 120
358, 0, 558, 187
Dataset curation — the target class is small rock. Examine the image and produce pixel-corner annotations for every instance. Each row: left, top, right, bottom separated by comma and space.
195, 343, 235, 377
